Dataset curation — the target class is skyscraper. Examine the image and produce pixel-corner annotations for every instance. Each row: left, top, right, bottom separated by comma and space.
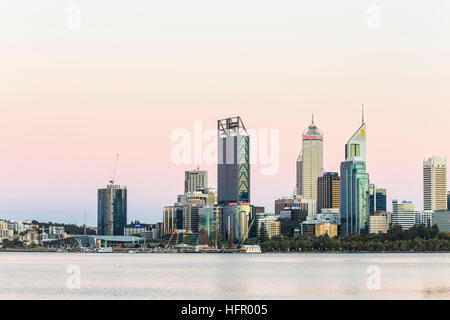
423, 157, 447, 211
184, 169, 208, 193
340, 111, 370, 235
369, 184, 387, 214
217, 117, 250, 205
97, 184, 127, 236
295, 115, 323, 200
317, 172, 340, 214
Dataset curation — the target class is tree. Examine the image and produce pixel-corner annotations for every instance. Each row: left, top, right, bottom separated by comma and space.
258, 222, 268, 243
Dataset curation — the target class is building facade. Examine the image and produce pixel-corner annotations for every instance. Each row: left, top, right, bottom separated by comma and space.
369, 213, 389, 234
392, 200, 418, 230
184, 169, 208, 193
296, 116, 323, 200
369, 185, 387, 214
224, 204, 253, 243
340, 119, 370, 236
431, 211, 450, 233
97, 184, 127, 236
218, 117, 250, 205
317, 172, 340, 214
255, 212, 281, 239
423, 157, 447, 211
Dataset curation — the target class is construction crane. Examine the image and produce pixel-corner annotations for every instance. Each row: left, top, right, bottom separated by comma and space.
109, 153, 119, 185
165, 229, 177, 248
240, 219, 255, 247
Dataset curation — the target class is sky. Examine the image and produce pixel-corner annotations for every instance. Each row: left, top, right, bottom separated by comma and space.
1, 1, 450, 226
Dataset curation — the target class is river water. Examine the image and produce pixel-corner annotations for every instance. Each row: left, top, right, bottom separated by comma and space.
0, 252, 449, 299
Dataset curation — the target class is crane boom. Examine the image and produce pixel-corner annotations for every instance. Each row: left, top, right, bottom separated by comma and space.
241, 219, 255, 246
165, 229, 177, 248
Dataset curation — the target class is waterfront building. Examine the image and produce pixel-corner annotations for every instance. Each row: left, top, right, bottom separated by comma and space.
299, 214, 340, 237
295, 115, 324, 200
163, 230, 199, 247
317, 172, 340, 214
224, 204, 253, 243
184, 168, 208, 193
392, 200, 418, 230
280, 207, 309, 237
163, 205, 183, 235
198, 205, 224, 242
431, 211, 450, 233
423, 157, 447, 211
369, 185, 387, 214
255, 212, 281, 239
415, 211, 433, 228
124, 222, 158, 240
369, 212, 389, 234
0, 221, 11, 240
340, 112, 370, 235
97, 184, 127, 236
243, 244, 262, 253
217, 117, 250, 205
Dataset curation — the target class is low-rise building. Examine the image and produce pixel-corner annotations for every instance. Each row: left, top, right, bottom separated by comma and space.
369, 212, 389, 234
300, 214, 340, 237
255, 212, 280, 239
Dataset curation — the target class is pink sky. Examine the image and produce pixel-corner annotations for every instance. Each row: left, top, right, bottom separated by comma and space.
1, 1, 449, 225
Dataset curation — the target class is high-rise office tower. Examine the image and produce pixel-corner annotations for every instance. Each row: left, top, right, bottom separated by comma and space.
340, 110, 370, 235
423, 157, 447, 211
184, 169, 208, 193
369, 185, 387, 214
98, 184, 127, 236
295, 115, 323, 200
217, 117, 250, 205
317, 172, 340, 214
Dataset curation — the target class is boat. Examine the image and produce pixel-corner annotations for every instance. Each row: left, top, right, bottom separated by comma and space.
97, 247, 113, 253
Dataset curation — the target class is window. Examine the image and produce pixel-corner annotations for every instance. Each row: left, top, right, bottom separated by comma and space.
350, 144, 360, 157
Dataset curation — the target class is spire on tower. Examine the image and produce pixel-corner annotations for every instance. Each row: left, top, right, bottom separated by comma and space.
312, 113, 314, 125
362, 104, 365, 124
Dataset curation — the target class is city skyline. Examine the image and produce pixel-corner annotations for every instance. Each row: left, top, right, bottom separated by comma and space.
2, 1, 450, 225
1, 111, 448, 226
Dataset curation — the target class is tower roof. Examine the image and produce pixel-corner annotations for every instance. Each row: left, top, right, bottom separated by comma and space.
303, 115, 323, 139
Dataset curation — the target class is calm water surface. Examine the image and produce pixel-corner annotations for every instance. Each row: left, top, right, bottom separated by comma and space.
0, 252, 449, 299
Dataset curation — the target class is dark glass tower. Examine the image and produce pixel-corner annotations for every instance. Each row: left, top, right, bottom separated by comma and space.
97, 184, 127, 236
217, 117, 250, 205
317, 172, 340, 213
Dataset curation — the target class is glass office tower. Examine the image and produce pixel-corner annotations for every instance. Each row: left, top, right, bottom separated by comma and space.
217, 117, 250, 205
340, 116, 370, 235
97, 184, 127, 236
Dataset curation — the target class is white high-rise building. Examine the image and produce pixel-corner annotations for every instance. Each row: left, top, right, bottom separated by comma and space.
392, 200, 418, 230
423, 157, 447, 211
295, 115, 323, 200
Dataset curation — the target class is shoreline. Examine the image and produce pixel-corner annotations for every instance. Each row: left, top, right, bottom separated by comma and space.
1, 249, 449, 254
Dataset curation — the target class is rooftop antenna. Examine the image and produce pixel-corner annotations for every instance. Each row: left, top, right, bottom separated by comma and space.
312, 113, 314, 125
109, 153, 119, 185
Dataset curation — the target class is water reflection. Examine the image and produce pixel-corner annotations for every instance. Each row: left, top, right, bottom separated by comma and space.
0, 252, 449, 299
